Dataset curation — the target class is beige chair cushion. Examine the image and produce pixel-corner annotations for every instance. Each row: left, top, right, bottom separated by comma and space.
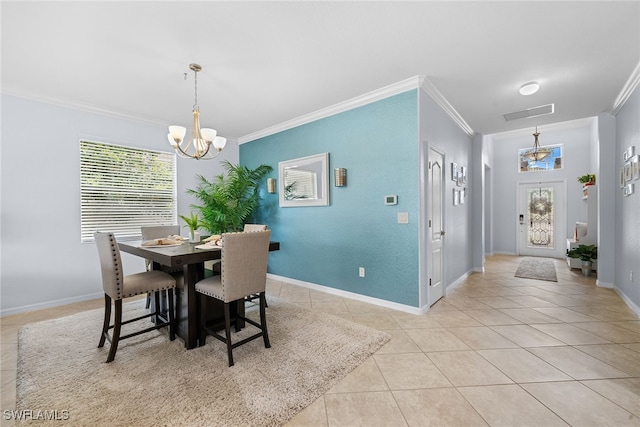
195, 276, 224, 300
123, 270, 177, 298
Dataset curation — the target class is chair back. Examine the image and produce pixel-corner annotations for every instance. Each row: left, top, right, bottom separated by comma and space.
141, 225, 181, 272
94, 232, 124, 300
141, 225, 180, 240
221, 230, 271, 302
243, 224, 267, 232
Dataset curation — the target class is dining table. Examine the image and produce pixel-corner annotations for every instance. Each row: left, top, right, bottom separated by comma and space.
118, 238, 280, 349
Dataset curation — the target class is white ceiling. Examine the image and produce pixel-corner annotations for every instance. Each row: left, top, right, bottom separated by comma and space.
2, 1, 639, 141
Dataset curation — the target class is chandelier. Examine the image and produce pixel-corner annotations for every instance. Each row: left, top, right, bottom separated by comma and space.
525, 127, 551, 161
167, 63, 226, 160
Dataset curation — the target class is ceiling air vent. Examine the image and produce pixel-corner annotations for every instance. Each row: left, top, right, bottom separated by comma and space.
503, 103, 555, 122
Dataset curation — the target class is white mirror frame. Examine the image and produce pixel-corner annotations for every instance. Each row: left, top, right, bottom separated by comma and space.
279, 152, 330, 207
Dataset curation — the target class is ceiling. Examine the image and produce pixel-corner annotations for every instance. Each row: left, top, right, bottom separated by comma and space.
2, 1, 639, 142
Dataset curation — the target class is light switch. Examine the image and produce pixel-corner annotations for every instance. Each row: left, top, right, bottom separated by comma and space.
397, 212, 409, 224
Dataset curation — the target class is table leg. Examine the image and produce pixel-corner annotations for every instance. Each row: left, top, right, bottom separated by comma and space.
181, 263, 204, 349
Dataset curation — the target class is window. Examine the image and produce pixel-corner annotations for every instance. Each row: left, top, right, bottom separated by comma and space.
519, 144, 563, 172
80, 140, 177, 242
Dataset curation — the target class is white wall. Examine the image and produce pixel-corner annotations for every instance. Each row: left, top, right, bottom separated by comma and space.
614, 86, 640, 312
489, 119, 595, 255
0, 95, 238, 315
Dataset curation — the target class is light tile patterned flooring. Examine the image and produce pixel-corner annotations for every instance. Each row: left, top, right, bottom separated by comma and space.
2, 255, 640, 426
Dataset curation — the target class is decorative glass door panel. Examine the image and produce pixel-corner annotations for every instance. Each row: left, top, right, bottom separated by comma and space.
527, 186, 554, 249
518, 181, 565, 258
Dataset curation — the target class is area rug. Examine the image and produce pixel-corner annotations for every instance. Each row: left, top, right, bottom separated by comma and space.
16, 297, 390, 426
514, 257, 558, 282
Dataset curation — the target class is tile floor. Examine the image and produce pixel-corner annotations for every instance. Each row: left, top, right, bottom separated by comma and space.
2, 255, 640, 426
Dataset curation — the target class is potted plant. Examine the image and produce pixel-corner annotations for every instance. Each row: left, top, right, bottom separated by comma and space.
187, 161, 273, 234
577, 174, 596, 185
567, 244, 597, 276
179, 212, 202, 242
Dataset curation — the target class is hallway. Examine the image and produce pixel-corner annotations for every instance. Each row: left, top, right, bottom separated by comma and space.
282, 255, 640, 426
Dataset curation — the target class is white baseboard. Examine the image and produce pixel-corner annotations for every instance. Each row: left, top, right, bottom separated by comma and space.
267, 274, 424, 315
596, 279, 614, 289
0, 292, 103, 317
613, 287, 640, 318
267, 270, 478, 316
446, 269, 474, 293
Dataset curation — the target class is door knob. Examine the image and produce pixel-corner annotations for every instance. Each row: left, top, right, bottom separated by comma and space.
440, 231, 446, 236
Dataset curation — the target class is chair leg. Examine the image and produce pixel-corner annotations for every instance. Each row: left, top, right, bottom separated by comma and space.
167, 288, 176, 341
223, 303, 234, 367
145, 292, 151, 309
154, 291, 161, 325
260, 293, 271, 349
98, 294, 111, 348
106, 299, 122, 363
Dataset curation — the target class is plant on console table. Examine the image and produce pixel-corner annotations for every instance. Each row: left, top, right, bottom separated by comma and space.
577, 174, 596, 185
567, 244, 597, 276
179, 212, 203, 243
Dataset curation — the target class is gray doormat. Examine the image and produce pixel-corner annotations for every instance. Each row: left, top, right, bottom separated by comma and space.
514, 257, 558, 282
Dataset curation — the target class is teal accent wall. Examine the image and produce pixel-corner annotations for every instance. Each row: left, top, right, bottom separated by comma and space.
240, 90, 419, 306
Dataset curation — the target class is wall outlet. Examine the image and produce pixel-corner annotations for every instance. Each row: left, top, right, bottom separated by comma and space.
397, 212, 409, 224
359, 267, 365, 278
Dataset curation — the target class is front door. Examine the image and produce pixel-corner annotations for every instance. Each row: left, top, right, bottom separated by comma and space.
518, 181, 565, 258
429, 148, 445, 305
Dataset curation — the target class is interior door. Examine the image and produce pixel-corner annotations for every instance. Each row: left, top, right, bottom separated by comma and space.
429, 148, 445, 305
518, 181, 565, 258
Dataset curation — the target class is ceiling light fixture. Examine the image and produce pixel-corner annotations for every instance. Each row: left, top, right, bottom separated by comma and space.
525, 127, 551, 161
167, 63, 226, 160
519, 82, 540, 96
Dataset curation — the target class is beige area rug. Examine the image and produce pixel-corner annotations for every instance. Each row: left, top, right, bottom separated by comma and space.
16, 297, 390, 426
514, 257, 558, 282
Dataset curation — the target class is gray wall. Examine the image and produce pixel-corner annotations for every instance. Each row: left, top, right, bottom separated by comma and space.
614, 86, 640, 311
0, 94, 238, 315
418, 88, 474, 295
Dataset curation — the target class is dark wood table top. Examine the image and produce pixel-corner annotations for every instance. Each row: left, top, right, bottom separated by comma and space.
119, 240, 280, 268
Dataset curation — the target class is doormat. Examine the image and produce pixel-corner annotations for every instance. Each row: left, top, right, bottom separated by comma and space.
514, 257, 558, 282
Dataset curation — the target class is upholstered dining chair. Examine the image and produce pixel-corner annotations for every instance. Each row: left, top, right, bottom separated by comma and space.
195, 230, 271, 367
141, 225, 182, 308
94, 231, 177, 363
242, 224, 269, 306
205, 224, 268, 276
243, 223, 268, 232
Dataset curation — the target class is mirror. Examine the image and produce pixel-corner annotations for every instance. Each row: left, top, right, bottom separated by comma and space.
278, 153, 330, 207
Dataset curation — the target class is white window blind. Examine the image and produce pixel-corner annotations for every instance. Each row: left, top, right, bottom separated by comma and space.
80, 140, 177, 242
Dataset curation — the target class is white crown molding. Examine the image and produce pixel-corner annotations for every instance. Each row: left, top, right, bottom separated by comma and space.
609, 61, 640, 116
1, 89, 167, 128
238, 76, 426, 144
420, 77, 475, 137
